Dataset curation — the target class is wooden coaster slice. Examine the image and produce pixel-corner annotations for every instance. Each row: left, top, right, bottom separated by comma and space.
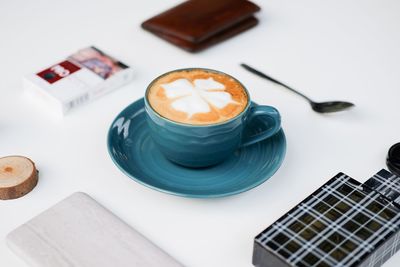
0, 156, 38, 200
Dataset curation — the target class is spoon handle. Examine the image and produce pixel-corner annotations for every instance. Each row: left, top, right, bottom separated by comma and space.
240, 63, 313, 102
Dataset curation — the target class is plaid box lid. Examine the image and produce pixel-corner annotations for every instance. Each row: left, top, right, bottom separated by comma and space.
364, 169, 400, 208
253, 170, 400, 267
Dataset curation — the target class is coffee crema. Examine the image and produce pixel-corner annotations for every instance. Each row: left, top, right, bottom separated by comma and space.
147, 69, 248, 125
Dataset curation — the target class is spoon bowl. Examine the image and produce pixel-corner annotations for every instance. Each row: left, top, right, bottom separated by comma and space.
311, 101, 355, 113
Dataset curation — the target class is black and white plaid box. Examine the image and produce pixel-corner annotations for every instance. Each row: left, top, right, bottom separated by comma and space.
253, 169, 400, 267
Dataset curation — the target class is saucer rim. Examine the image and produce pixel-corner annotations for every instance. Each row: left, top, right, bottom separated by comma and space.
107, 98, 286, 198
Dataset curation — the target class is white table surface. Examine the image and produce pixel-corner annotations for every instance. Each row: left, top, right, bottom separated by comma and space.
1, 0, 400, 266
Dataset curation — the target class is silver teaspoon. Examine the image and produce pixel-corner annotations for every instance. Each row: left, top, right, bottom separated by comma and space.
241, 63, 355, 113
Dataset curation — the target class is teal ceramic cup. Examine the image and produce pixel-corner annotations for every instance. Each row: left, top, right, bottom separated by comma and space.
144, 68, 281, 168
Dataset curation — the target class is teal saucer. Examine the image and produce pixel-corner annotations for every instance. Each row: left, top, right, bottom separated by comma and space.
107, 98, 286, 198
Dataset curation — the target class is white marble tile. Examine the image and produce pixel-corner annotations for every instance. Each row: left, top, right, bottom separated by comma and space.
7, 192, 184, 267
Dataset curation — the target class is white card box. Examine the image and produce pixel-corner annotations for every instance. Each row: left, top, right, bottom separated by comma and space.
24, 46, 134, 115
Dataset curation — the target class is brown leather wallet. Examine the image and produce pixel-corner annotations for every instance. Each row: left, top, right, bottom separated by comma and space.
141, 0, 261, 52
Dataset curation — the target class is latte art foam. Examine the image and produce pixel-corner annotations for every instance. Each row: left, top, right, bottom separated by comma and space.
148, 70, 248, 125
161, 77, 237, 117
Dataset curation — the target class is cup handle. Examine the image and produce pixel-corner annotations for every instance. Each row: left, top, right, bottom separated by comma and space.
240, 105, 281, 147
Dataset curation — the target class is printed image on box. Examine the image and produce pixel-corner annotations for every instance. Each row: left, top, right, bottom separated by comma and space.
69, 46, 128, 79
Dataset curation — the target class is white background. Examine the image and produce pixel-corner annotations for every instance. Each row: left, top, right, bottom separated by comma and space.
1, 0, 400, 266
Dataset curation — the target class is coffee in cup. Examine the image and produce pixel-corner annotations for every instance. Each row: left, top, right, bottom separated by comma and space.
147, 69, 248, 125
